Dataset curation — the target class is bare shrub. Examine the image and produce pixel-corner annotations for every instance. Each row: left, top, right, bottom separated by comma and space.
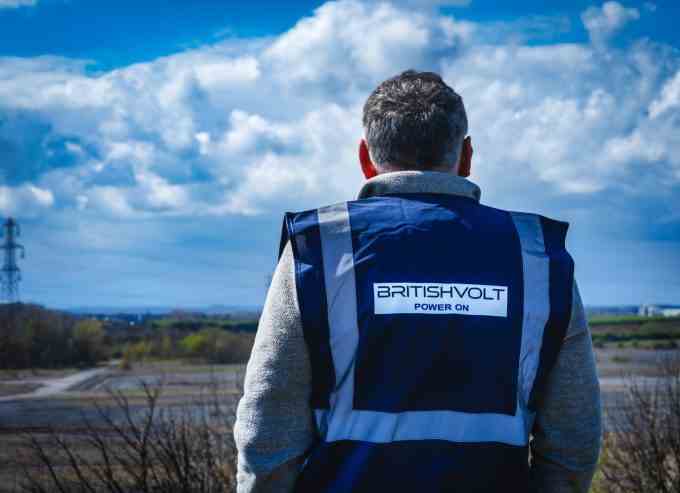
13, 368, 246, 493
598, 354, 680, 493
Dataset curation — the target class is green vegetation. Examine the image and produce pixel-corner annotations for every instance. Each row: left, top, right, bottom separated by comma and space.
121, 328, 254, 367
589, 314, 680, 326
150, 317, 258, 332
116, 314, 257, 367
589, 314, 680, 349
180, 328, 254, 362
0, 304, 258, 371
72, 319, 107, 365
0, 303, 108, 370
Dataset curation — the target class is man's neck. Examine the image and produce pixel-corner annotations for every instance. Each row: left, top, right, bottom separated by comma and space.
357, 170, 481, 202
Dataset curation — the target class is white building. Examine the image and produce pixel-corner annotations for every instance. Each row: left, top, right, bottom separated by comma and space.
638, 304, 680, 317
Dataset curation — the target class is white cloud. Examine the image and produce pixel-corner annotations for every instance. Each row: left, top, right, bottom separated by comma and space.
135, 169, 189, 211
0, 0, 37, 8
581, 1, 640, 46
263, 1, 460, 92
1, 0, 678, 307
85, 186, 135, 218
194, 57, 260, 89
0, 0, 678, 224
372, 0, 472, 9
0, 184, 53, 216
649, 70, 680, 119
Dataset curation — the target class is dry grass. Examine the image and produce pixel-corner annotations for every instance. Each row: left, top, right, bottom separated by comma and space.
0, 383, 42, 397
3, 369, 244, 493
593, 354, 680, 492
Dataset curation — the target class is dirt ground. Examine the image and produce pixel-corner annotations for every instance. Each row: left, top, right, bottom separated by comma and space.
0, 349, 677, 490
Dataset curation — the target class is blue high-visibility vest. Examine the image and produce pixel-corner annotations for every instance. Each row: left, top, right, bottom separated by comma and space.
279, 193, 574, 493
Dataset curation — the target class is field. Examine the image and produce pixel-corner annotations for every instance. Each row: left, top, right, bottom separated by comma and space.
0, 361, 244, 492
0, 361, 243, 428
589, 314, 680, 349
0, 314, 679, 491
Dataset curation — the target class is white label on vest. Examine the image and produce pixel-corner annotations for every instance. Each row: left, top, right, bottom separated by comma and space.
373, 283, 508, 317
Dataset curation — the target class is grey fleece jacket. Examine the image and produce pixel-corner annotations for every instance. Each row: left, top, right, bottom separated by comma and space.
234, 171, 602, 493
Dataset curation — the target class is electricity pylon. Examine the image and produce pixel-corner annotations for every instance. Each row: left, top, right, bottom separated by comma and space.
1, 217, 25, 304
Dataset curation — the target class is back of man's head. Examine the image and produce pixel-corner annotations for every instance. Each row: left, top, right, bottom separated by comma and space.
362, 70, 468, 172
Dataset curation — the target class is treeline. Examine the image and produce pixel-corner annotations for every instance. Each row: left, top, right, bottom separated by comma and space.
0, 304, 257, 370
590, 315, 680, 349
149, 316, 258, 333
122, 328, 254, 367
0, 303, 107, 369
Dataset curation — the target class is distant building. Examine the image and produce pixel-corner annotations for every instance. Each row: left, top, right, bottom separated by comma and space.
638, 304, 680, 317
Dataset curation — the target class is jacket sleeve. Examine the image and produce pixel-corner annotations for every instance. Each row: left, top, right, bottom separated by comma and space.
234, 241, 316, 493
529, 280, 602, 493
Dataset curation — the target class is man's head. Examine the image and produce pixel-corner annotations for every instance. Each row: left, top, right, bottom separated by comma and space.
360, 69, 472, 179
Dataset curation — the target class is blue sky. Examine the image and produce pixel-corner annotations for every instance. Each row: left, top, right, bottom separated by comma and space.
2, 0, 679, 67
1, 0, 679, 309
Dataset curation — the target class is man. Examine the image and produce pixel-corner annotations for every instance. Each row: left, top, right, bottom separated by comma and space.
235, 70, 601, 493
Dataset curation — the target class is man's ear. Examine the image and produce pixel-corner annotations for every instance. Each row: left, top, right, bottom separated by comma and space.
359, 139, 379, 179
457, 136, 473, 178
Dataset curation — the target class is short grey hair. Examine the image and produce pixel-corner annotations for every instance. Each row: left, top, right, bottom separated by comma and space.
362, 70, 468, 171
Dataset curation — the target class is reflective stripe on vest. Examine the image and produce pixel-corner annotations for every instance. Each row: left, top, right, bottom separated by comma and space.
281, 193, 574, 492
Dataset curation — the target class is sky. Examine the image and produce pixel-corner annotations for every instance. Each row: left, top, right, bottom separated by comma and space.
0, 0, 679, 309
